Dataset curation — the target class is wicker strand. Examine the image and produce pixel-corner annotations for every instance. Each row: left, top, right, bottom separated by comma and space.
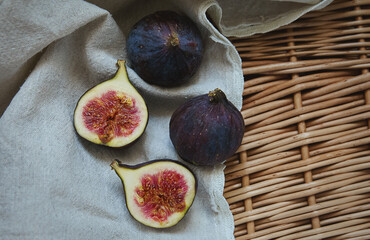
239, 151, 255, 234
225, 0, 370, 238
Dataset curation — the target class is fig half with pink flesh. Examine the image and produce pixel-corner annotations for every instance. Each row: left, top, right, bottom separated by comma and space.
74, 60, 148, 147
110, 159, 197, 228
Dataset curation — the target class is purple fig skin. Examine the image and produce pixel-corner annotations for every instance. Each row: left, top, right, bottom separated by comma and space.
169, 89, 245, 166
127, 11, 203, 87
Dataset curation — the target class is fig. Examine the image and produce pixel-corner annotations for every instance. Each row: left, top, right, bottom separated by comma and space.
73, 60, 148, 147
110, 159, 197, 228
170, 88, 244, 166
127, 10, 203, 87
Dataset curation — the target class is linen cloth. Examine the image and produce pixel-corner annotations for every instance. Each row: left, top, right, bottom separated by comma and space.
0, 0, 332, 239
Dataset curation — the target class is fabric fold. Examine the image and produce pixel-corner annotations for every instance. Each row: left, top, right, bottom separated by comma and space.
0, 0, 332, 239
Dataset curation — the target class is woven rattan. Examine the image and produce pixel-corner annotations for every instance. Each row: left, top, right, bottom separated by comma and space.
224, 0, 370, 239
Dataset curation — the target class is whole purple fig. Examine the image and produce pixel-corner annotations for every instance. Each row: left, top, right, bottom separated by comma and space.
127, 11, 203, 87
170, 89, 245, 166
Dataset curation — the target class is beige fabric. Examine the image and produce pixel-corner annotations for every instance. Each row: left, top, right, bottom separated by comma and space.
0, 0, 332, 239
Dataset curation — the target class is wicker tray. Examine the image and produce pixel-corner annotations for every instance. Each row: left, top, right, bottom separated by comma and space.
224, 0, 370, 239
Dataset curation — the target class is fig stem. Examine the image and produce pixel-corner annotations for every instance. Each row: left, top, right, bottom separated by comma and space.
110, 160, 120, 170
114, 60, 131, 84
117, 59, 126, 68
111, 159, 131, 170
168, 32, 179, 47
208, 88, 226, 103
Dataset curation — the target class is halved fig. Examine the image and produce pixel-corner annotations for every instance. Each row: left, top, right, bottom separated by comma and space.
74, 60, 148, 147
110, 159, 197, 228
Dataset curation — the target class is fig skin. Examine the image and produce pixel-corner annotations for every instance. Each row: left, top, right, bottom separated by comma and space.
110, 159, 197, 228
127, 10, 203, 87
170, 89, 245, 166
73, 60, 148, 148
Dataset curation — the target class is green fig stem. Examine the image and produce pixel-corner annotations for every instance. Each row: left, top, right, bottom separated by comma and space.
115, 60, 130, 83
208, 88, 227, 103
111, 159, 131, 171
117, 59, 126, 68
110, 159, 120, 170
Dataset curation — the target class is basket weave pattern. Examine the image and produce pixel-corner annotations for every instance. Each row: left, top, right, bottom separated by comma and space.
224, 0, 370, 239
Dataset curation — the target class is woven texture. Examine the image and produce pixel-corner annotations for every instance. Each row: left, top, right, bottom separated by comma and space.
224, 0, 370, 239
